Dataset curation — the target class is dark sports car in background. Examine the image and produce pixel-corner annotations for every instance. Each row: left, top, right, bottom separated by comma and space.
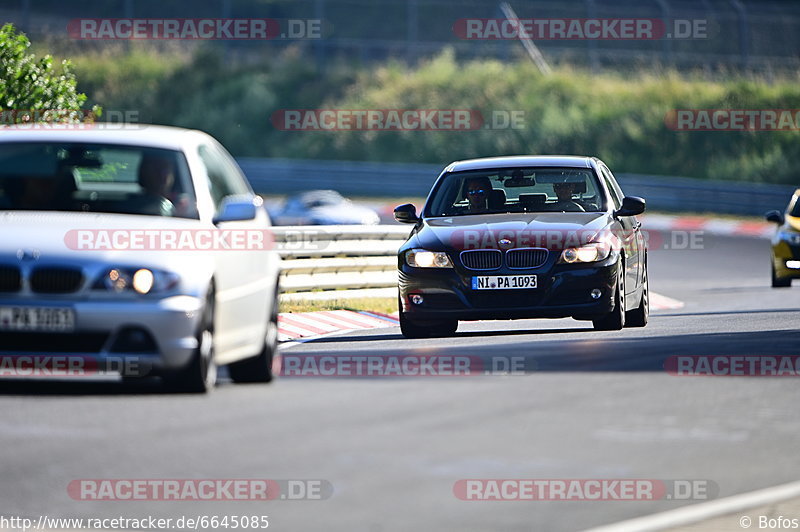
766, 188, 800, 287
394, 156, 648, 338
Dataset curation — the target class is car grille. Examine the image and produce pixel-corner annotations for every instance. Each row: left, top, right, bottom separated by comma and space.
460, 250, 502, 270
507, 248, 549, 269
0, 265, 22, 292
30, 267, 84, 294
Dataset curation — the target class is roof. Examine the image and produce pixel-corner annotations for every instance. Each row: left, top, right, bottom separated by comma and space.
445, 156, 595, 173
0, 124, 209, 151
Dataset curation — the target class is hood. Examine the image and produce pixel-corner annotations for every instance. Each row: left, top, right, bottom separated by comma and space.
0, 211, 216, 272
414, 212, 612, 251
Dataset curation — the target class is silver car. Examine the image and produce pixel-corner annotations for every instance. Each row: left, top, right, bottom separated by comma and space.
0, 125, 281, 392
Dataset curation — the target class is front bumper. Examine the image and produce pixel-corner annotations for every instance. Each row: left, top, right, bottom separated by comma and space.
399, 256, 619, 321
772, 240, 800, 279
0, 295, 205, 377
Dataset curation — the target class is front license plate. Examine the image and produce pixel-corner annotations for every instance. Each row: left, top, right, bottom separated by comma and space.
0, 306, 76, 332
472, 275, 537, 290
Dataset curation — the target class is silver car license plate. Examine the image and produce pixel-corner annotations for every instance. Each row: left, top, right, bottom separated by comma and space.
0, 306, 76, 332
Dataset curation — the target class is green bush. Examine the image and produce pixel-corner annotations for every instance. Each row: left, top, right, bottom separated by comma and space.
0, 24, 95, 122
55, 44, 800, 184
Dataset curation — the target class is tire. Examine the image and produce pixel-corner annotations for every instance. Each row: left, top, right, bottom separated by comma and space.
229, 286, 278, 383
772, 262, 792, 288
593, 260, 626, 331
399, 299, 458, 338
162, 289, 217, 393
626, 262, 649, 328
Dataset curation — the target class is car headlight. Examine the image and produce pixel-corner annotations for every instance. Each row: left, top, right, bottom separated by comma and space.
405, 249, 453, 268
559, 242, 612, 264
778, 231, 800, 245
93, 268, 180, 295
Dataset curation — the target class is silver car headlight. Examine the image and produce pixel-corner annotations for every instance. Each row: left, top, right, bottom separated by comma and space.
93, 268, 180, 295
559, 242, 612, 264
405, 249, 453, 268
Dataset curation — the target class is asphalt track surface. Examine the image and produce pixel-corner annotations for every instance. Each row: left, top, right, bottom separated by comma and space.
1, 234, 798, 532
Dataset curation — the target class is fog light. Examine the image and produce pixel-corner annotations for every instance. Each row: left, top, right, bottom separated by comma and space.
787, 260, 800, 269
590, 289, 602, 300
410, 294, 424, 305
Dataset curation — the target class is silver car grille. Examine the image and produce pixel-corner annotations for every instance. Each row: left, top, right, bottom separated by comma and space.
0, 265, 21, 292
29, 267, 84, 294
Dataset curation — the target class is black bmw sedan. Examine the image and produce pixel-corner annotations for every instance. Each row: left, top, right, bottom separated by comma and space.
394, 156, 648, 338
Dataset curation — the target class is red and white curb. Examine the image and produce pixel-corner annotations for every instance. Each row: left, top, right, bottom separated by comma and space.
278, 310, 399, 342
650, 292, 684, 311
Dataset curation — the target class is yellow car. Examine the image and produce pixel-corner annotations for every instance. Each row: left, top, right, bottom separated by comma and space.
766, 189, 800, 287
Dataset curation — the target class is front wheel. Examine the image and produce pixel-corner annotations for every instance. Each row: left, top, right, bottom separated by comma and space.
399, 302, 458, 338
593, 261, 626, 331
626, 264, 649, 328
163, 289, 217, 393
772, 262, 792, 288
229, 286, 279, 383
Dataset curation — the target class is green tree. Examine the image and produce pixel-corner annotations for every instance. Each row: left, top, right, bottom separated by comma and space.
0, 23, 97, 123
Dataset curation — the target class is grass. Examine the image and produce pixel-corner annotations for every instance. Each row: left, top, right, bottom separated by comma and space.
279, 297, 397, 315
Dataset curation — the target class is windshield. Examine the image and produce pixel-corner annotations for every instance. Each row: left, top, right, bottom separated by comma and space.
0, 142, 198, 219
424, 167, 606, 217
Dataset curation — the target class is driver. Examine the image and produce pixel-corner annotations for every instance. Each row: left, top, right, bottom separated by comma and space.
465, 176, 492, 214
552, 181, 585, 212
129, 152, 176, 216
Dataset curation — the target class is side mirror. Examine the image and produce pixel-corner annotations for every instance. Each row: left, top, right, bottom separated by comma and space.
765, 210, 785, 225
615, 196, 646, 217
394, 203, 420, 224
213, 194, 262, 224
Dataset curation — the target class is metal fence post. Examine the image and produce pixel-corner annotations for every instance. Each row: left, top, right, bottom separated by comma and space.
654, 0, 673, 66
315, 0, 327, 71
585, 0, 600, 73
730, 0, 749, 69
407, 0, 419, 63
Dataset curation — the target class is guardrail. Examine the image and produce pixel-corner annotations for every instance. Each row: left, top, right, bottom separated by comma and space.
272, 226, 409, 294
238, 157, 798, 217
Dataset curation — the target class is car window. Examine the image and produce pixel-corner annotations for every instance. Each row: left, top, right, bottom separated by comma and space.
0, 142, 198, 218
424, 167, 606, 217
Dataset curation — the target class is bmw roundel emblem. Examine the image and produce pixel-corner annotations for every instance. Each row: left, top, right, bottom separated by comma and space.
499, 238, 512, 246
